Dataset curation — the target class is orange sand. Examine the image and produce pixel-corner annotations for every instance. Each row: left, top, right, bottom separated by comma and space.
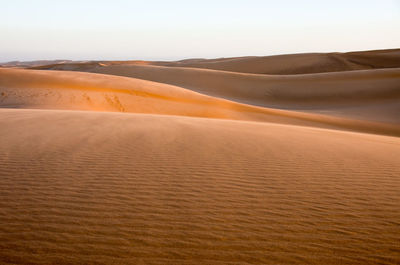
0, 49, 399, 264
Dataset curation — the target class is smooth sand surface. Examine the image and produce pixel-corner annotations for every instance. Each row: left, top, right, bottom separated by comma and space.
1, 109, 399, 265
1, 49, 400, 264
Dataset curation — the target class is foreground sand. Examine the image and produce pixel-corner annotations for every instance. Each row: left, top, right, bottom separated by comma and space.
1, 109, 399, 264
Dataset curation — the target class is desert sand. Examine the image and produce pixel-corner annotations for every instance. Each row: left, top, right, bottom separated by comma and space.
1, 49, 400, 264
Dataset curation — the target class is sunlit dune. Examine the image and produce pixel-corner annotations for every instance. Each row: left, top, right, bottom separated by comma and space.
1, 67, 399, 136
86, 64, 400, 123
29, 49, 400, 124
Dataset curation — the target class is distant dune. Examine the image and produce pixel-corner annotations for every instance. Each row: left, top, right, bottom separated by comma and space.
0, 59, 74, 68
158, 48, 400, 74
1, 49, 399, 265
29, 48, 400, 74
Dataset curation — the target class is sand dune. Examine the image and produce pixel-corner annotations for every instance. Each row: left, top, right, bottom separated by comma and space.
1, 108, 399, 265
87, 64, 400, 104
30, 48, 400, 75
0, 59, 75, 68
1, 49, 400, 265
158, 49, 400, 74
27, 49, 400, 124
1, 67, 399, 137
52, 63, 400, 124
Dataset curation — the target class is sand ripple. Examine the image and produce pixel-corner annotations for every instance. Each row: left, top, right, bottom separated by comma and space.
1, 109, 399, 264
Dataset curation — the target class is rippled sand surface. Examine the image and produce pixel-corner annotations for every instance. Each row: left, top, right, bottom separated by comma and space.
1, 109, 399, 264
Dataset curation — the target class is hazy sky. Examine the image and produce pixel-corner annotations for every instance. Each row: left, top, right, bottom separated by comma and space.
1, 0, 399, 62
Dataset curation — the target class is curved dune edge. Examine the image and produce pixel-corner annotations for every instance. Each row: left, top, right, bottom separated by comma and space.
1, 67, 400, 137
31, 59, 400, 124
86, 64, 400, 104
0, 66, 400, 136
1, 108, 399, 264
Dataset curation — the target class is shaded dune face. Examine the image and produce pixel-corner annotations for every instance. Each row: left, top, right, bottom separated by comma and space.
87, 64, 400, 105
87, 64, 400, 124
1, 49, 400, 265
0, 109, 399, 265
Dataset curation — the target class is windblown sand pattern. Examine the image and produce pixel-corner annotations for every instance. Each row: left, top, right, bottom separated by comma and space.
0, 49, 400, 264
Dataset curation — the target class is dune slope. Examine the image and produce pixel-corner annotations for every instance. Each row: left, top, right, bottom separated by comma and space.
87, 64, 400, 103
1, 67, 400, 137
1, 108, 399, 265
22, 49, 400, 124
81, 64, 400, 124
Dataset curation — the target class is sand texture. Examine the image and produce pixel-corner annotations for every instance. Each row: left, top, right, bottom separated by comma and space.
0, 49, 400, 264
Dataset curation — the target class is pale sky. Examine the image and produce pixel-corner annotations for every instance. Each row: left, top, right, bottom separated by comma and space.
1, 0, 399, 62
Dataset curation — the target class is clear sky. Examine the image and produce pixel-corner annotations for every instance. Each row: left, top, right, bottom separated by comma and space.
1, 0, 399, 62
